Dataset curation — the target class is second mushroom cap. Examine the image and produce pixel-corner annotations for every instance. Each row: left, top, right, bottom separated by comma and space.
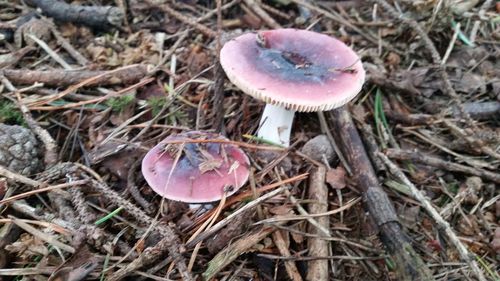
141, 131, 250, 203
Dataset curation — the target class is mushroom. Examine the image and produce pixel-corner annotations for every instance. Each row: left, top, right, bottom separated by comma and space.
141, 131, 250, 203
220, 28, 365, 146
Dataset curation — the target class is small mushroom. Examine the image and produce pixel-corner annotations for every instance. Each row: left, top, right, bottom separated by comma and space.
141, 131, 250, 203
220, 28, 365, 146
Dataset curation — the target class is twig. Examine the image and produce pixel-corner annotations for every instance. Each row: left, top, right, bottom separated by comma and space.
0, 164, 42, 188
188, 173, 309, 232
378, 153, 487, 281
142, 0, 216, 38
211, 0, 225, 133
328, 107, 434, 281
441, 22, 460, 65
272, 230, 303, 281
47, 19, 89, 65
9, 215, 75, 253
2, 65, 148, 87
469, 0, 493, 44
291, 0, 388, 49
186, 185, 290, 248
107, 238, 173, 281
254, 197, 360, 224
0, 180, 87, 205
443, 119, 500, 161
306, 166, 329, 281
384, 149, 500, 184
26, 34, 72, 70
203, 222, 284, 281
69, 184, 96, 224
243, 0, 281, 29
25, 0, 124, 29
86, 176, 193, 281
16, 93, 59, 166
127, 159, 154, 214
30, 76, 153, 111
317, 111, 351, 175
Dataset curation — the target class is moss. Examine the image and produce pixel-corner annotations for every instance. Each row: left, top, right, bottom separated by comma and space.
0, 101, 24, 125
106, 94, 135, 112
147, 96, 167, 116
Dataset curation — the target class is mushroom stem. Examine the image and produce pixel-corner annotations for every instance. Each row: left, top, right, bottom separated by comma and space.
257, 104, 295, 147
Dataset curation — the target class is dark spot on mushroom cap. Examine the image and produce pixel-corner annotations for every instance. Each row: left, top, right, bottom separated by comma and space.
244, 30, 355, 84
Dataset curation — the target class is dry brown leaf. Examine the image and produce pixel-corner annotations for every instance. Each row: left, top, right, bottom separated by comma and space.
456, 215, 480, 236
326, 166, 346, 190
186, 44, 210, 75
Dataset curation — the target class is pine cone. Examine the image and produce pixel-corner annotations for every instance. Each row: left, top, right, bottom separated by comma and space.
0, 124, 43, 175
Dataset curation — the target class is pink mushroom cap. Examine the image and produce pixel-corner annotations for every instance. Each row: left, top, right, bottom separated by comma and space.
141, 131, 250, 203
220, 29, 365, 112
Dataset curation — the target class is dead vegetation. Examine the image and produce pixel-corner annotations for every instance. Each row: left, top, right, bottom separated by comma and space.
0, 0, 499, 280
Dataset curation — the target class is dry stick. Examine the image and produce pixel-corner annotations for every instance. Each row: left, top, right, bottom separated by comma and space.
47, 19, 89, 65
384, 149, 500, 184
30, 77, 155, 111
0, 180, 87, 205
0, 46, 35, 68
186, 185, 290, 248
469, 0, 493, 44
25, 0, 124, 29
443, 120, 500, 160
211, 0, 225, 133
328, 107, 434, 281
25, 64, 147, 107
272, 230, 303, 281
189, 173, 309, 231
10, 201, 76, 232
143, 0, 216, 38
378, 153, 487, 281
243, 0, 281, 29
203, 221, 284, 281
291, 0, 384, 48
10, 216, 75, 253
10, 199, 135, 257
126, 159, 154, 214
108, 238, 173, 281
15, 93, 59, 166
372, 0, 499, 161
196, 0, 240, 24
87, 177, 193, 281
2, 65, 147, 88
26, 34, 73, 70
306, 166, 329, 281
318, 111, 351, 174
69, 183, 97, 223
0, 164, 41, 188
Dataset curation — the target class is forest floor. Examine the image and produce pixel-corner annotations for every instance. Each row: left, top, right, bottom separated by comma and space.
0, 0, 499, 280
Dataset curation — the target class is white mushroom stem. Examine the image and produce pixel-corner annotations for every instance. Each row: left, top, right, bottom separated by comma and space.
257, 104, 295, 147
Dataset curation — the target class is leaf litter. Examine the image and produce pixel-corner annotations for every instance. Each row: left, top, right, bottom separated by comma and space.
0, 0, 499, 280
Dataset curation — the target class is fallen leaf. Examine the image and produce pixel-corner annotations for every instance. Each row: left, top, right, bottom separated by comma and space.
326, 166, 346, 189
